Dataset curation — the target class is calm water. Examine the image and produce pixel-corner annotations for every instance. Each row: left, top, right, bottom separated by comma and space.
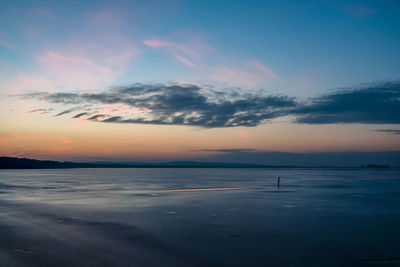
0, 168, 400, 266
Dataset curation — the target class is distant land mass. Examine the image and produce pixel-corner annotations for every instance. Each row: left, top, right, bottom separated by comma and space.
0, 156, 395, 169
0, 157, 278, 169
362, 164, 390, 168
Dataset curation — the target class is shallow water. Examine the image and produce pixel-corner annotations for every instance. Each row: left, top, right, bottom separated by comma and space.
0, 168, 399, 266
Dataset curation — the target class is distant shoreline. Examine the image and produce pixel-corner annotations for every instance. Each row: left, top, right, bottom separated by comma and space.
0, 156, 395, 169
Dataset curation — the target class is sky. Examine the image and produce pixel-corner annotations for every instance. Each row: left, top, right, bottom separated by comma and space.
0, 0, 399, 165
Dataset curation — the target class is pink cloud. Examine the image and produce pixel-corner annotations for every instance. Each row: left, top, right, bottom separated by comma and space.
46, 146, 71, 152
208, 66, 256, 87
2, 6, 141, 95
207, 60, 281, 88
103, 49, 136, 68
238, 130, 250, 138
143, 39, 170, 48
173, 54, 197, 68
143, 39, 202, 58
143, 35, 213, 69
208, 64, 277, 88
143, 36, 280, 88
0, 134, 13, 145
248, 60, 280, 82
36, 50, 114, 89
56, 136, 74, 144
3, 73, 52, 94
2, 19, 141, 92
105, 148, 114, 155
35, 40, 139, 90
105, 138, 116, 144
143, 38, 204, 58
40, 51, 113, 75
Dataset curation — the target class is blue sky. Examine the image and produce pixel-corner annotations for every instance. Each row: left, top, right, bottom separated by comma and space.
1, 0, 399, 95
0, 0, 399, 163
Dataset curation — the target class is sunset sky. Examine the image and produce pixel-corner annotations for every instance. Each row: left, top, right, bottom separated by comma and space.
1, 0, 399, 164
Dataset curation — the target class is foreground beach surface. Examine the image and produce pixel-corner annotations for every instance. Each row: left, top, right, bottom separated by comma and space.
0, 168, 399, 266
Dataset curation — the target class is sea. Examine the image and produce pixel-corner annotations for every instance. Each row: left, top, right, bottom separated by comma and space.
0, 168, 399, 266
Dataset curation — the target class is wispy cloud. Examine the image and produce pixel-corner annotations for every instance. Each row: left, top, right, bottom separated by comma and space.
208, 60, 280, 88
143, 36, 280, 88
172, 54, 198, 68
143, 39, 171, 49
248, 60, 280, 81
3, 44, 139, 96
143, 37, 206, 69
36, 49, 121, 90
3, 73, 52, 94
143, 38, 207, 59
3, 6, 141, 94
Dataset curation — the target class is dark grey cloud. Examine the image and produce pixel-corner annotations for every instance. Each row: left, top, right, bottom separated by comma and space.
88, 114, 106, 120
294, 81, 400, 124
102, 116, 123, 122
72, 112, 89, 118
55, 110, 71, 117
55, 107, 81, 117
191, 148, 259, 153
28, 108, 47, 113
28, 108, 52, 114
25, 83, 296, 127
21, 81, 400, 127
375, 129, 400, 135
